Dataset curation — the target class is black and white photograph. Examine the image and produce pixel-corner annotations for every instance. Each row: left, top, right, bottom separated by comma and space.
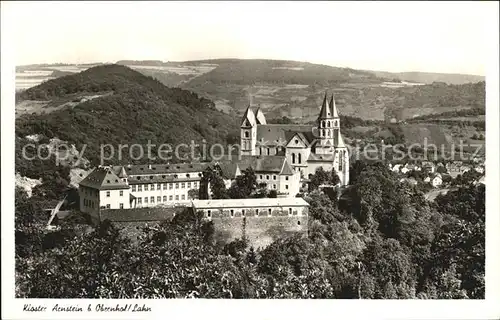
1, 1, 499, 319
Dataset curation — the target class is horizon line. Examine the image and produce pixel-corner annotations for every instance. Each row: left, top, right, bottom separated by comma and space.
15, 58, 486, 78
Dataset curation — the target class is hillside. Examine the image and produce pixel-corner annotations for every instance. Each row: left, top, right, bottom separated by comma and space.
15, 64, 241, 172
368, 70, 485, 85
15, 59, 486, 122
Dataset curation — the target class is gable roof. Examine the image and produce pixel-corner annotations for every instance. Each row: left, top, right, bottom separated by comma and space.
256, 124, 314, 147
236, 155, 288, 174
213, 161, 240, 180
279, 158, 295, 176
117, 166, 128, 178
307, 153, 335, 162
79, 167, 129, 190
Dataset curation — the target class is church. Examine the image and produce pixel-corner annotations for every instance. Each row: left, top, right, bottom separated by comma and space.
239, 92, 349, 186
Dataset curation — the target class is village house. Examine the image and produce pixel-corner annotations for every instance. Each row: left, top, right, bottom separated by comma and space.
399, 177, 418, 186
424, 173, 443, 188
446, 161, 471, 178
421, 161, 436, 173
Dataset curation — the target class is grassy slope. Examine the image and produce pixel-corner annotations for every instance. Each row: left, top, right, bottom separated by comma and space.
179, 60, 485, 122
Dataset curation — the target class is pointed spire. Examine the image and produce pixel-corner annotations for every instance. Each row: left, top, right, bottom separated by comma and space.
318, 92, 331, 119
336, 133, 345, 148
255, 106, 267, 125
330, 93, 339, 118
241, 105, 256, 127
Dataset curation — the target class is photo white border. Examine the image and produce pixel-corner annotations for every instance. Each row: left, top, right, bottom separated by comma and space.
2, 1, 499, 320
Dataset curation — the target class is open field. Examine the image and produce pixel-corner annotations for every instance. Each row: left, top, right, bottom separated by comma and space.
15, 92, 113, 118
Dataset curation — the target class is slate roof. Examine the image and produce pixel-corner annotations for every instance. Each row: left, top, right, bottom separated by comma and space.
330, 94, 339, 118
279, 159, 295, 176
124, 162, 209, 176
236, 156, 288, 174
319, 93, 331, 119
213, 155, 295, 177
79, 167, 129, 190
254, 107, 267, 125
256, 124, 314, 146
213, 161, 240, 180
241, 105, 257, 127
127, 175, 202, 184
307, 153, 335, 162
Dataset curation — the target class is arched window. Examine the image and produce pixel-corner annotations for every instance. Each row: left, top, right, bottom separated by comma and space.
298, 153, 302, 164
327, 121, 331, 127
334, 120, 338, 127
326, 130, 330, 137
321, 121, 325, 128
292, 153, 296, 164
245, 131, 249, 138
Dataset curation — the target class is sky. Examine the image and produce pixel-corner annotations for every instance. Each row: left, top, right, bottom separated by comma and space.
3, 1, 497, 75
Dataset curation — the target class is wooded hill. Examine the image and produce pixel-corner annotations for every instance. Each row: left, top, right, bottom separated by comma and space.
16, 64, 241, 167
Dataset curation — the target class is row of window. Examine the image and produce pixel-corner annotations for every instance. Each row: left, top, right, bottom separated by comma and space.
83, 198, 96, 209
106, 190, 124, 197
131, 181, 198, 192
82, 187, 98, 197
291, 153, 302, 164
320, 120, 338, 128
258, 146, 284, 156
258, 174, 289, 181
101, 203, 124, 209
136, 194, 190, 204
205, 207, 296, 218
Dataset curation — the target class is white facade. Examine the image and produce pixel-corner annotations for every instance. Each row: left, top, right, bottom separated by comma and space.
129, 179, 200, 208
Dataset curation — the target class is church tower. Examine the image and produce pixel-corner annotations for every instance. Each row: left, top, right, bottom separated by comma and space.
315, 93, 335, 155
330, 94, 349, 186
330, 94, 341, 146
240, 105, 257, 156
